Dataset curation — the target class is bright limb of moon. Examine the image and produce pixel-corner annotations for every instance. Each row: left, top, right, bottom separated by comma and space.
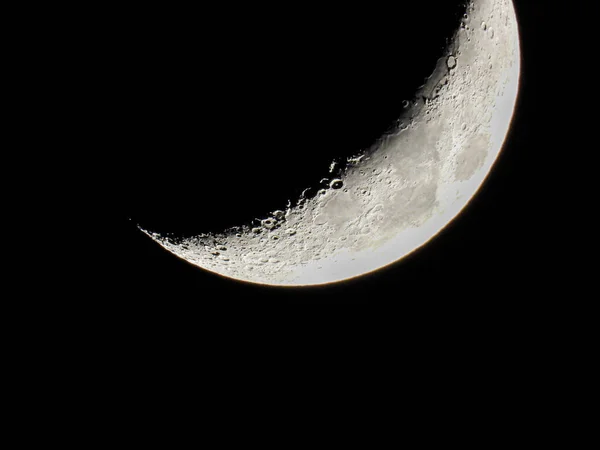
142, 0, 521, 286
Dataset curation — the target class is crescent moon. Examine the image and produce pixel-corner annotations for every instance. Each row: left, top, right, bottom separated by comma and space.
140, 0, 521, 286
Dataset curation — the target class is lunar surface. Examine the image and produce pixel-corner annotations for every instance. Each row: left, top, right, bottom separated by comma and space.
141, 0, 521, 286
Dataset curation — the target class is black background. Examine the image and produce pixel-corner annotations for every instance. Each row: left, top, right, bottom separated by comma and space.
90, 0, 556, 316
13, 2, 588, 416
8, 1, 587, 419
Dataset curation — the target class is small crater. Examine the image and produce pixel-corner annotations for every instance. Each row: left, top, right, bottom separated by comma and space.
314, 214, 326, 225
447, 56, 457, 70
262, 218, 276, 229
330, 179, 343, 190
301, 187, 318, 199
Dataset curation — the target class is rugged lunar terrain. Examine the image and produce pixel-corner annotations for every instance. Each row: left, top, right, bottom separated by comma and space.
143, 0, 520, 286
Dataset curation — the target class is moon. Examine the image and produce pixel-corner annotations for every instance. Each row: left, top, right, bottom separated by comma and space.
140, 0, 520, 286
